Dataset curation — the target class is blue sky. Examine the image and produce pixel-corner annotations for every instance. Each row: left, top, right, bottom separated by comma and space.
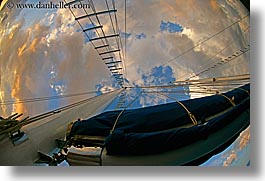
160, 20, 184, 33
77, 23, 97, 43
135, 32, 146, 40
103, 65, 190, 111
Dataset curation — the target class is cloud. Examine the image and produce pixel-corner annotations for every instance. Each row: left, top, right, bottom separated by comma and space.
0, 19, 52, 116
102, 0, 250, 109
97, 65, 189, 108
0, 6, 111, 117
116, 0, 249, 83
0, 1, 250, 166
0, 0, 249, 118
222, 126, 250, 166
141, 66, 176, 85
201, 126, 250, 166
139, 65, 189, 106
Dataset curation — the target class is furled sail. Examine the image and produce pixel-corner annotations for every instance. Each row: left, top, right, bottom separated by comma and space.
68, 84, 249, 156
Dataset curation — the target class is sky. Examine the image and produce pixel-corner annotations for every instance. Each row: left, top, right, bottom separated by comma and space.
0, 0, 250, 166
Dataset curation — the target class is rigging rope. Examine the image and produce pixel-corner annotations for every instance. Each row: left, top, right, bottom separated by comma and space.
143, 90, 214, 95
0, 89, 121, 135
236, 87, 250, 96
0, 90, 102, 106
89, 0, 125, 87
104, 0, 124, 68
123, 0, 128, 84
64, 0, 125, 87
115, 89, 127, 109
124, 74, 250, 93
110, 90, 142, 133
162, 14, 249, 66
156, 92, 198, 125
174, 74, 250, 84
217, 94, 236, 107
109, 0, 126, 86
189, 46, 250, 81
175, 26, 250, 80
182, 74, 250, 94
63, 0, 102, 55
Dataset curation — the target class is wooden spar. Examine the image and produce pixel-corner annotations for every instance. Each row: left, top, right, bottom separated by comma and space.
83, 25, 103, 32
99, 49, 120, 56
75, 9, 117, 21
102, 57, 113, 61
90, 34, 119, 42
105, 61, 122, 65
95, 44, 109, 49
173, 74, 250, 85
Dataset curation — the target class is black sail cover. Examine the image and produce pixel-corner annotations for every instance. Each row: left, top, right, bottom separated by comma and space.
69, 84, 250, 155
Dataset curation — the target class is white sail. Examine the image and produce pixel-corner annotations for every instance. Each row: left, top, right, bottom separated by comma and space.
0, 90, 121, 165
